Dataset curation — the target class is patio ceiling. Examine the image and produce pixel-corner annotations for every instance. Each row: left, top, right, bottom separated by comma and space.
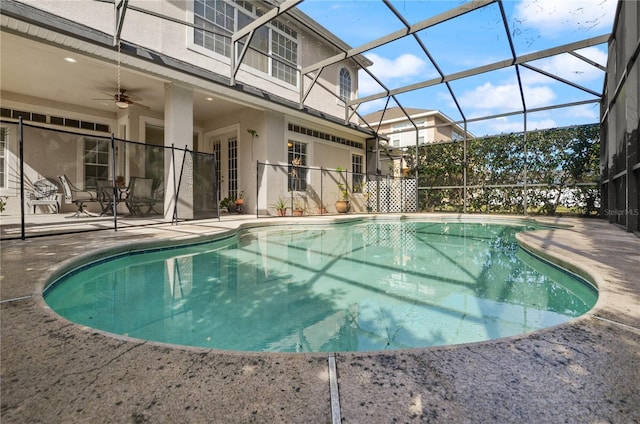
0, 29, 248, 124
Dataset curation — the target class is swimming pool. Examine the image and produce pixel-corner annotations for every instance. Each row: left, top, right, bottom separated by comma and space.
44, 220, 597, 352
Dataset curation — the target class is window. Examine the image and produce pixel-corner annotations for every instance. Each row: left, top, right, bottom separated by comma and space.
228, 137, 238, 199
84, 138, 109, 188
352, 154, 363, 193
452, 130, 464, 141
0, 127, 6, 189
339, 68, 352, 102
288, 141, 307, 191
193, 0, 298, 85
194, 0, 234, 57
272, 30, 298, 85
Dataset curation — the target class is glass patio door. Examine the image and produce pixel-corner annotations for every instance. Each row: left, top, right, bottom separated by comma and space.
204, 133, 237, 201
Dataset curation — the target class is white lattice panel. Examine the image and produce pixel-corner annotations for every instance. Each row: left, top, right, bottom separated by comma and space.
365, 179, 417, 213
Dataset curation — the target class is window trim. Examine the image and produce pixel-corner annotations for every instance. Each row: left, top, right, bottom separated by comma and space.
287, 140, 308, 192
339, 67, 352, 103
191, 0, 300, 87
83, 137, 110, 189
351, 153, 364, 193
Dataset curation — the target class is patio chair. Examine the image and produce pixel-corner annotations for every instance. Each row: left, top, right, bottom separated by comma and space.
28, 178, 61, 214
151, 181, 164, 215
96, 179, 121, 216
125, 177, 157, 215
58, 174, 98, 218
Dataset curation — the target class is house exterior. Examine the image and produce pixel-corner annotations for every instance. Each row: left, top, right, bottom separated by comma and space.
361, 107, 472, 176
0, 0, 376, 218
601, 0, 640, 233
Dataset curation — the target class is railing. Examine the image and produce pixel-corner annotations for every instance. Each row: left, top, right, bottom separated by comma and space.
256, 162, 416, 217
0, 119, 218, 240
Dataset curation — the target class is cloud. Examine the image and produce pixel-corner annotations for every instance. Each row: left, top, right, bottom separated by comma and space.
358, 53, 430, 96
459, 82, 556, 116
563, 103, 599, 119
365, 53, 428, 80
514, 0, 616, 35
358, 98, 388, 116
522, 46, 607, 85
357, 73, 382, 98
481, 117, 558, 134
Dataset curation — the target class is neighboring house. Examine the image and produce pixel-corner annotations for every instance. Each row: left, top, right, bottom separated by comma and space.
361, 107, 472, 176
0, 0, 375, 217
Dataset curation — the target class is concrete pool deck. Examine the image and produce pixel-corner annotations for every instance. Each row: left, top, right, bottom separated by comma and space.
1, 214, 639, 423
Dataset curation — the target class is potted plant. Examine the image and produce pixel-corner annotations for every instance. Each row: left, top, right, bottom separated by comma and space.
335, 166, 350, 213
235, 191, 244, 206
293, 199, 305, 216
271, 198, 288, 216
220, 197, 236, 213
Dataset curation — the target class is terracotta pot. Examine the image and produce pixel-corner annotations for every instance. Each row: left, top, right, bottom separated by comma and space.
235, 199, 244, 205
317, 207, 327, 215
335, 200, 350, 213
293, 209, 304, 216
276, 208, 287, 217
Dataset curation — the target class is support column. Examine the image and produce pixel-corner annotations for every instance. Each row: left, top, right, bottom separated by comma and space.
164, 83, 194, 221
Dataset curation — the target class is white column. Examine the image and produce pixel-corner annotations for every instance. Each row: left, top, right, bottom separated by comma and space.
164, 83, 194, 221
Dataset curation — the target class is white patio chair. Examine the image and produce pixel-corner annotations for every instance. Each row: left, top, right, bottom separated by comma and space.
58, 175, 99, 218
28, 178, 61, 214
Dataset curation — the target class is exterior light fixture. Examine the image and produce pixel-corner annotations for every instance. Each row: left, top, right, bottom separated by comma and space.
64, 57, 77, 63
116, 101, 129, 109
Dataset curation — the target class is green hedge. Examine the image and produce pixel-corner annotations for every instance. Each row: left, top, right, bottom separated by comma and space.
405, 124, 600, 216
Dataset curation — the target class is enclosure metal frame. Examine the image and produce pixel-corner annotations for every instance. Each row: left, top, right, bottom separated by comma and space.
16, 0, 622, 225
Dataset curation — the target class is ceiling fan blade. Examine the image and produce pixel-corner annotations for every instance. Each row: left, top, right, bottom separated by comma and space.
91, 88, 148, 109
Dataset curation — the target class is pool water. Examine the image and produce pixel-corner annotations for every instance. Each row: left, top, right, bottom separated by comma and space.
45, 221, 597, 352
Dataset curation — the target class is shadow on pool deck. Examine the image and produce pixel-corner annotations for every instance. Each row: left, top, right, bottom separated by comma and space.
1, 214, 639, 423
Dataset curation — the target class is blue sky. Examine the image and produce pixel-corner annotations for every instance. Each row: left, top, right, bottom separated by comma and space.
297, 0, 617, 136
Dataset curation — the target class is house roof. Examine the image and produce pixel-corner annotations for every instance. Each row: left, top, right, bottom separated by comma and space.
361, 108, 437, 125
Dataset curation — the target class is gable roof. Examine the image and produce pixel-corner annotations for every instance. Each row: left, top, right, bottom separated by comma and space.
362, 108, 436, 125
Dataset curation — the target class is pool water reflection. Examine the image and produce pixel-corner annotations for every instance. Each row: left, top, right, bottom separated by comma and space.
45, 221, 597, 352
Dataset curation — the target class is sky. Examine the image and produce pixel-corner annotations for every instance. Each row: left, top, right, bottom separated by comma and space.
296, 0, 617, 137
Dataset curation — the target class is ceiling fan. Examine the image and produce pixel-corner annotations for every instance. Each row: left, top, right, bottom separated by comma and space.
94, 88, 148, 109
